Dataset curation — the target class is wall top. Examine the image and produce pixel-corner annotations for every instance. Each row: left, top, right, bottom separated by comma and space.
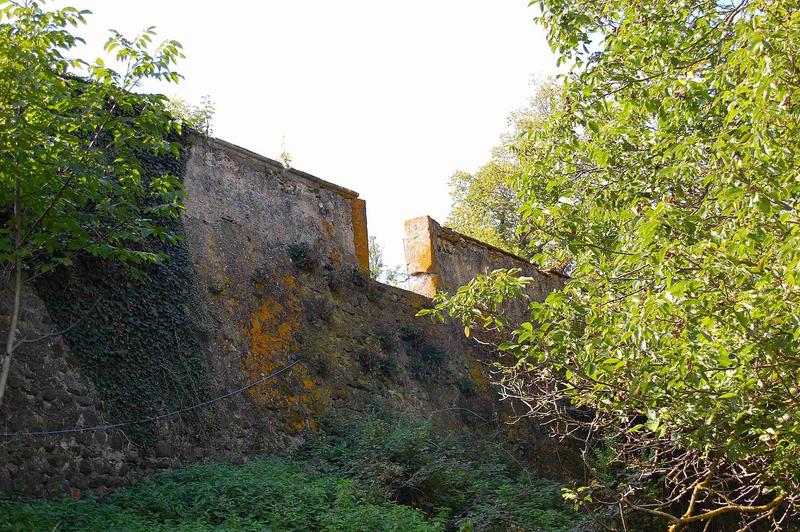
196, 135, 361, 200
403, 215, 567, 299
437, 224, 540, 270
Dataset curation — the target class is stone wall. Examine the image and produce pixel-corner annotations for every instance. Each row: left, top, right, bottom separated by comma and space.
0, 136, 566, 499
404, 215, 566, 299
185, 137, 370, 274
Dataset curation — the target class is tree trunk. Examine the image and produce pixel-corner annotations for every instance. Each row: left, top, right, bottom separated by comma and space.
0, 178, 22, 411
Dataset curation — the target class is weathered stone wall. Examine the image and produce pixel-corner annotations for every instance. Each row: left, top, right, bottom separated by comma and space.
1, 273, 517, 498
0, 136, 566, 499
185, 137, 369, 274
404, 215, 566, 300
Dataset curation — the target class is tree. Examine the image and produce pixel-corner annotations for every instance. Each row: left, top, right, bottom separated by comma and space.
166, 94, 215, 137
424, 0, 800, 528
368, 235, 384, 281
382, 264, 408, 288
368, 235, 408, 287
447, 162, 525, 255
0, 0, 185, 409
446, 79, 560, 259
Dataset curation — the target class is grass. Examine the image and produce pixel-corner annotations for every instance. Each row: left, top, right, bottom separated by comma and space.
0, 416, 587, 531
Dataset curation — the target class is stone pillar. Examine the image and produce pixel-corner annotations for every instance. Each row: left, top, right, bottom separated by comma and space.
404, 215, 568, 302
403, 216, 442, 297
350, 198, 369, 274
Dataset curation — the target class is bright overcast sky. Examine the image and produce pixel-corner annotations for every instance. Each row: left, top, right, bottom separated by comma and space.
53, 0, 557, 268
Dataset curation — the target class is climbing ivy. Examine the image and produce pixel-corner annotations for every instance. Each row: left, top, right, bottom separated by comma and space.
35, 135, 211, 446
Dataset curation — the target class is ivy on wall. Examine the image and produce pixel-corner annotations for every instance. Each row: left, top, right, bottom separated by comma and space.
34, 137, 211, 446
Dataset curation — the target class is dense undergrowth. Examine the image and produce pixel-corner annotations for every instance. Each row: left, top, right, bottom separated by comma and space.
0, 416, 586, 531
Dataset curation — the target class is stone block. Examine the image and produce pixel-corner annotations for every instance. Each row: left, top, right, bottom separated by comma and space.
403, 216, 437, 274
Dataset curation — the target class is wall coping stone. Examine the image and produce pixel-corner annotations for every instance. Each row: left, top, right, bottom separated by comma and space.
436, 225, 568, 279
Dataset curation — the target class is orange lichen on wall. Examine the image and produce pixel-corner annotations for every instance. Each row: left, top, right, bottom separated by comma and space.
403, 216, 437, 274
242, 272, 327, 433
321, 220, 335, 239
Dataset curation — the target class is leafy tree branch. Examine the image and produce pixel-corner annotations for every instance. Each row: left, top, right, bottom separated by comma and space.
0, 0, 186, 409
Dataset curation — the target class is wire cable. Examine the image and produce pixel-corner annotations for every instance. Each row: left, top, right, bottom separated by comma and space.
0, 360, 299, 438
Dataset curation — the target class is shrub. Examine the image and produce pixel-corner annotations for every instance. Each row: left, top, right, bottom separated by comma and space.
297, 330, 328, 376
299, 415, 585, 531
325, 271, 344, 293
288, 242, 316, 271
0, 458, 437, 531
303, 295, 334, 323
456, 376, 478, 397
399, 324, 424, 346
420, 341, 445, 366
1, 417, 587, 531
408, 360, 426, 379
373, 324, 397, 352
410, 341, 446, 380
250, 267, 268, 285
308, 353, 329, 376
355, 347, 397, 379
348, 267, 367, 289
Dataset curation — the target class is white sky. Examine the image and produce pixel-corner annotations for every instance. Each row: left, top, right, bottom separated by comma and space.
53, 0, 557, 268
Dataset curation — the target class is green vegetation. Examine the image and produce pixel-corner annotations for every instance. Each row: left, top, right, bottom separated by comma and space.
446, 80, 561, 260
425, 0, 800, 528
35, 198, 211, 447
288, 242, 317, 271
166, 95, 216, 137
0, 0, 185, 408
367, 235, 407, 287
368, 235, 385, 280
300, 416, 583, 531
28, 72, 207, 448
397, 324, 448, 380
355, 346, 398, 378
0, 416, 585, 531
0, 458, 433, 531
